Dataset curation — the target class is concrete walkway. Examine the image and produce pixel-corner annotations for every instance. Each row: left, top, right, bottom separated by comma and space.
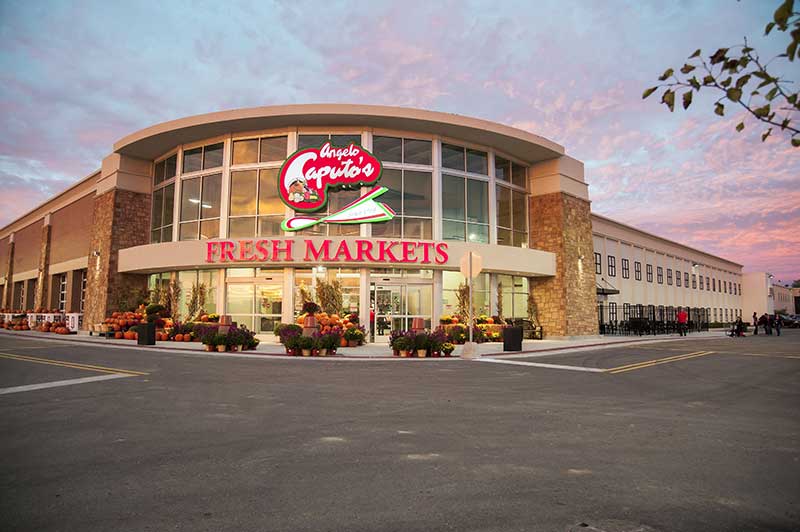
0, 328, 728, 360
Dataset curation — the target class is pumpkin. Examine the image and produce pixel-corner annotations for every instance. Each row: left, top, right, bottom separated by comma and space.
114, 331, 123, 339
183, 334, 191, 342
174, 334, 183, 342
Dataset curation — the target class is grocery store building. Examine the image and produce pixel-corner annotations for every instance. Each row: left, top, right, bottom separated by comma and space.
0, 104, 744, 339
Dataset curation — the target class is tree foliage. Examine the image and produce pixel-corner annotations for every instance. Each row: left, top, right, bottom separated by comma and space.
644, 0, 800, 146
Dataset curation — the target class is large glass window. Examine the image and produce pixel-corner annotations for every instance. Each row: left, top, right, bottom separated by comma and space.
295, 267, 361, 316
150, 183, 174, 243
176, 269, 218, 320
622, 258, 630, 279
371, 169, 432, 239
153, 154, 177, 186
442, 144, 488, 175
298, 133, 361, 151
182, 142, 223, 173
179, 173, 221, 240
497, 274, 530, 319
373, 136, 432, 166
228, 168, 284, 238
442, 271, 490, 317
441, 174, 489, 243
496, 185, 528, 247
231, 135, 288, 165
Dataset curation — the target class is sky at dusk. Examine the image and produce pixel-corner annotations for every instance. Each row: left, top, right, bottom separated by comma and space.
1, 0, 798, 282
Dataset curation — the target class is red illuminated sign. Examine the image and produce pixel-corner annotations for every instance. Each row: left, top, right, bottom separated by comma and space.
206, 239, 449, 265
279, 142, 382, 213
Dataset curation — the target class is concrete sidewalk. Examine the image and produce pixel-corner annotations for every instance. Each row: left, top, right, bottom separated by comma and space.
0, 328, 729, 359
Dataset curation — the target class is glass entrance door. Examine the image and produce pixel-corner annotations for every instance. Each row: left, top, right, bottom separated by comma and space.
370, 282, 432, 341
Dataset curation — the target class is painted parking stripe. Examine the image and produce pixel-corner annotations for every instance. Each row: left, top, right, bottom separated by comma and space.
477, 358, 607, 372
604, 351, 709, 372
606, 351, 716, 374
0, 352, 148, 376
0, 374, 131, 395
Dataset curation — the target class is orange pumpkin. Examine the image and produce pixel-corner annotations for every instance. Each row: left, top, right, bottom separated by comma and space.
183, 334, 191, 342
114, 331, 123, 339
174, 334, 183, 342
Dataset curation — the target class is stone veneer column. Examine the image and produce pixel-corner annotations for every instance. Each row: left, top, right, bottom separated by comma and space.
2, 237, 14, 309
83, 153, 152, 328
528, 156, 598, 337
33, 218, 52, 310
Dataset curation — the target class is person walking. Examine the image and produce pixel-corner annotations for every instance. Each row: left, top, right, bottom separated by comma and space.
677, 307, 688, 337
752, 311, 759, 335
733, 317, 745, 337
775, 314, 783, 336
767, 314, 775, 335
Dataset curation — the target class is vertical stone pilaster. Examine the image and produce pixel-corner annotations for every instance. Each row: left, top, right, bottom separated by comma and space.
33, 222, 52, 310
530, 192, 598, 337
84, 189, 151, 328
1, 240, 13, 309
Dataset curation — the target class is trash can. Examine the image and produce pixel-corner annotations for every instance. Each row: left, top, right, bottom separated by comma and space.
138, 322, 156, 345
503, 326, 523, 352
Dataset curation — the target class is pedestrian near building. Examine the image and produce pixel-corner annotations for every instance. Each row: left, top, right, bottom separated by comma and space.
752, 312, 759, 335
677, 307, 688, 337
775, 314, 783, 336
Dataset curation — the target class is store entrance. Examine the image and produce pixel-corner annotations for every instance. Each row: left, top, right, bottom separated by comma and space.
369, 281, 432, 342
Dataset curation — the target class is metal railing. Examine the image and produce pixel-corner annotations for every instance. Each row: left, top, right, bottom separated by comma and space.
597, 304, 709, 336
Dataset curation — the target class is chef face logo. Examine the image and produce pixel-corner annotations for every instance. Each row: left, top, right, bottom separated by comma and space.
278, 142, 382, 213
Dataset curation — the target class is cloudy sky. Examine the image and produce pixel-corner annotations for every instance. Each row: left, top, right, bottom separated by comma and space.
1, 0, 798, 282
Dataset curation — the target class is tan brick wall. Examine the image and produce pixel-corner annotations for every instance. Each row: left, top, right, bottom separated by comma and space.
84, 189, 150, 328
50, 193, 95, 264
12, 220, 43, 274
530, 192, 598, 337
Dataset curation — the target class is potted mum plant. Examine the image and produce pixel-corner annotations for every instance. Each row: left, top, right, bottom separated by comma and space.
442, 342, 455, 357
429, 328, 448, 357
297, 335, 314, 356
201, 329, 218, 352
318, 331, 339, 356
394, 334, 413, 358
414, 331, 430, 358
213, 333, 227, 352
284, 334, 300, 356
344, 326, 365, 347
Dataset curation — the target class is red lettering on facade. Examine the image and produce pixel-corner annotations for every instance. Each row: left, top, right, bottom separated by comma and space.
434, 242, 449, 264
239, 240, 256, 261
206, 242, 220, 263
355, 240, 376, 262
401, 241, 418, 263
305, 239, 331, 261
418, 242, 434, 263
221, 241, 236, 262
332, 240, 354, 261
272, 239, 294, 261
255, 240, 270, 261
379, 241, 399, 262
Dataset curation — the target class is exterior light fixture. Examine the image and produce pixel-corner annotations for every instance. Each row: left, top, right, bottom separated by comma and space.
188, 198, 201, 204
768, 274, 774, 279
692, 263, 699, 268
92, 250, 101, 257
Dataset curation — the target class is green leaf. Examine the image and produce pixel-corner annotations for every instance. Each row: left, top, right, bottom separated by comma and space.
642, 87, 658, 99
724, 59, 739, 72
682, 90, 693, 110
680, 64, 696, 74
710, 48, 729, 64
773, 0, 792, 26
658, 68, 674, 81
754, 104, 771, 117
726, 88, 743, 102
689, 49, 702, 59
662, 90, 676, 112
757, 78, 774, 89
720, 77, 732, 88
736, 122, 745, 132
765, 21, 776, 35
715, 103, 725, 116
735, 75, 751, 89
781, 118, 790, 130
761, 128, 772, 142
788, 93, 797, 104
752, 70, 769, 80
766, 87, 779, 101
702, 75, 715, 85
787, 40, 798, 62
742, 47, 754, 54
792, 138, 800, 147
689, 77, 701, 90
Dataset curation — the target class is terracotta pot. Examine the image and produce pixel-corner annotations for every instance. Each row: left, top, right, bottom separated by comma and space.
302, 349, 311, 357
204, 344, 213, 352
416, 349, 427, 358
399, 350, 409, 358
216, 345, 226, 352
393, 350, 399, 357
319, 348, 327, 357
348, 340, 358, 347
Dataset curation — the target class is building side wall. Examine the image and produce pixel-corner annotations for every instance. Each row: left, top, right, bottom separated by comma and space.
50, 194, 95, 265
11, 220, 43, 275
0, 236, 8, 279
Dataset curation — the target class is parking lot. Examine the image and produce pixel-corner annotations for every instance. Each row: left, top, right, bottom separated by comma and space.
0, 330, 798, 532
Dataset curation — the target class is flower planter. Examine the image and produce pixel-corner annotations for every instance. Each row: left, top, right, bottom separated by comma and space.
302, 349, 312, 357
431, 351, 440, 358
399, 350, 409, 358
216, 345, 226, 352
393, 350, 399, 357
348, 340, 358, 347
416, 349, 427, 358
319, 348, 328, 357
204, 344, 213, 352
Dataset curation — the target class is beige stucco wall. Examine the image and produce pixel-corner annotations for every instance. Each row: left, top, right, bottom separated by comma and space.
12, 220, 43, 275
0, 236, 8, 279
742, 272, 771, 317
49, 193, 95, 265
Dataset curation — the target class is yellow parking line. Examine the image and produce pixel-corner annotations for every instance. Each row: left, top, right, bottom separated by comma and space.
0, 352, 148, 376
606, 351, 715, 374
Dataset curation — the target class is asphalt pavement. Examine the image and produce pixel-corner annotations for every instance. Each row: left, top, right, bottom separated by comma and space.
0, 330, 798, 532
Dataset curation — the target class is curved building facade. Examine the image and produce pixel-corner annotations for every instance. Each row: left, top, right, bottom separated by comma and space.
0, 105, 622, 338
